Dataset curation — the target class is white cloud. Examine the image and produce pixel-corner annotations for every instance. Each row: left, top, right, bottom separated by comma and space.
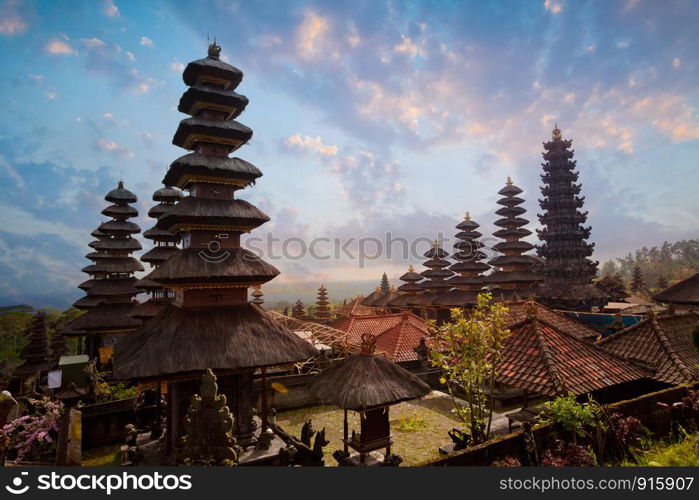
93, 138, 133, 158
169, 59, 185, 72
0, 0, 27, 35
296, 11, 329, 59
103, 112, 114, 120
394, 36, 419, 58
284, 134, 338, 156
81, 37, 105, 47
544, 0, 562, 14
673, 57, 681, 68
103, 0, 119, 18
126, 50, 135, 62
139, 36, 153, 47
45, 40, 75, 55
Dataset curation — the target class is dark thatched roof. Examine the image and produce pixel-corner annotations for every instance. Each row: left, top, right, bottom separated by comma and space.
143, 227, 180, 242
140, 246, 179, 264
63, 301, 141, 335
307, 352, 431, 411
432, 289, 481, 306
98, 220, 140, 235
182, 55, 243, 89
82, 257, 144, 274
361, 290, 385, 306
172, 117, 252, 150
147, 248, 279, 284
178, 85, 248, 119
653, 273, 699, 306
371, 291, 402, 307
130, 299, 170, 320
105, 181, 137, 203
89, 237, 142, 252
153, 186, 183, 202
113, 303, 318, 380
156, 197, 269, 232
101, 204, 138, 218
164, 153, 262, 188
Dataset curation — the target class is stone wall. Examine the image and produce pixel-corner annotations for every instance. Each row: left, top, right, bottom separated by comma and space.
422, 383, 697, 466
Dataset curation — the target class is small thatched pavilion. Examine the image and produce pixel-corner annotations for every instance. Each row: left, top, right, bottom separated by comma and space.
308, 334, 431, 465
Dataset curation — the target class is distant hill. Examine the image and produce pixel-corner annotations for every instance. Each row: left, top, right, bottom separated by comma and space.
0, 305, 34, 315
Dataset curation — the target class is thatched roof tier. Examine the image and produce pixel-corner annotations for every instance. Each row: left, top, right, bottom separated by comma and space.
101, 204, 138, 218
361, 289, 385, 306
113, 303, 318, 380
105, 181, 137, 203
493, 227, 533, 239
182, 53, 244, 89
135, 276, 161, 290
146, 248, 279, 284
89, 237, 142, 252
420, 269, 453, 279
423, 258, 451, 269
493, 241, 535, 253
489, 255, 541, 267
82, 257, 144, 274
141, 246, 179, 265
130, 299, 169, 320
494, 216, 530, 228
63, 302, 141, 335
178, 85, 249, 119
153, 186, 183, 202
307, 351, 430, 411
446, 275, 486, 287
143, 227, 180, 242
497, 196, 525, 207
449, 261, 490, 273
653, 273, 699, 306
495, 205, 526, 217
453, 240, 486, 251
432, 289, 480, 306
91, 228, 108, 238
396, 283, 422, 293
423, 246, 449, 259
98, 220, 141, 235
487, 270, 541, 284
399, 269, 423, 282
72, 295, 105, 310
164, 153, 262, 189
148, 202, 173, 219
156, 197, 270, 233
498, 183, 523, 196
372, 291, 402, 307
408, 292, 443, 306
77, 278, 141, 297
172, 117, 252, 151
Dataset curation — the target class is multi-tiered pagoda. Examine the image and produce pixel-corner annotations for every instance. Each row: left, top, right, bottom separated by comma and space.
487, 178, 542, 299
132, 186, 183, 321
13, 312, 50, 386
410, 241, 453, 318
435, 212, 490, 308
536, 126, 606, 310
315, 284, 331, 324
64, 182, 143, 362
113, 42, 316, 450
387, 265, 424, 309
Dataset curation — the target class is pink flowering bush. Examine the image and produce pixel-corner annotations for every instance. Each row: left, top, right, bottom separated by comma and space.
1, 398, 63, 463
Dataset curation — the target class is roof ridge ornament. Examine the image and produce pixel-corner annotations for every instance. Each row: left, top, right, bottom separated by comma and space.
208, 36, 221, 60
464, 211, 472, 221
360, 333, 376, 355
552, 123, 562, 140
506, 176, 513, 186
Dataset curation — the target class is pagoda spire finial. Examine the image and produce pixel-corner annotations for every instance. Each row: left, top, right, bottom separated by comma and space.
464, 211, 472, 221
408, 264, 414, 272
207, 36, 221, 60
506, 176, 513, 186
552, 123, 561, 140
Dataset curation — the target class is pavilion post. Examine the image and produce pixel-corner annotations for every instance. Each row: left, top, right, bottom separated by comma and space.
343, 409, 349, 454
261, 367, 268, 430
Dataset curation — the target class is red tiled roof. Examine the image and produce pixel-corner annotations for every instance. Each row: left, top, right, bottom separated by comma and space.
497, 315, 649, 397
331, 296, 375, 319
332, 311, 429, 363
598, 312, 699, 385
504, 301, 599, 342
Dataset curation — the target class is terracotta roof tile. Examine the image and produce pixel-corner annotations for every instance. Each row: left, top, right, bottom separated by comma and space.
497, 315, 649, 397
504, 301, 599, 341
598, 312, 699, 384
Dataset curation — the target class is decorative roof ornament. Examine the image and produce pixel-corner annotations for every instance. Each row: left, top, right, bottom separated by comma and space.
408, 264, 415, 272
433, 239, 439, 248
360, 333, 376, 355
552, 123, 561, 140
207, 37, 221, 60
464, 211, 472, 221
526, 299, 538, 320
506, 176, 513, 186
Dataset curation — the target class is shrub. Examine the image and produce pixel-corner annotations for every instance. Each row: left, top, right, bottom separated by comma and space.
541, 440, 596, 466
1, 397, 63, 463
491, 456, 521, 467
538, 394, 597, 440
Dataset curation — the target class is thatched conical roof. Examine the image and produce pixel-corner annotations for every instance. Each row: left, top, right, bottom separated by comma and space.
307, 335, 430, 411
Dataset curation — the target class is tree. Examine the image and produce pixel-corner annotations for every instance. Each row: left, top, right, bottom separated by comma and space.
379, 272, 390, 294
630, 265, 645, 293
428, 292, 510, 445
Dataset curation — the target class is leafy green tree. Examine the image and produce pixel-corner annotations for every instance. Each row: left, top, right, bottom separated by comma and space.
428, 292, 510, 444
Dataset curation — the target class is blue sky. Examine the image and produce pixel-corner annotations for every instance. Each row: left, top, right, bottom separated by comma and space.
0, 0, 698, 308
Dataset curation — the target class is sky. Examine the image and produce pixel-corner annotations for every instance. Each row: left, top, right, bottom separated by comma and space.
0, 0, 698, 308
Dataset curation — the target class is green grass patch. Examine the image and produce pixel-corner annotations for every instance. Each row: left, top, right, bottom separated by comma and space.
625, 433, 699, 467
82, 445, 121, 467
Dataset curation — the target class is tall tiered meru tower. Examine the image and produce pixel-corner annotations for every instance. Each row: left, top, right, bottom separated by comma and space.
114, 42, 316, 451
536, 126, 606, 311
